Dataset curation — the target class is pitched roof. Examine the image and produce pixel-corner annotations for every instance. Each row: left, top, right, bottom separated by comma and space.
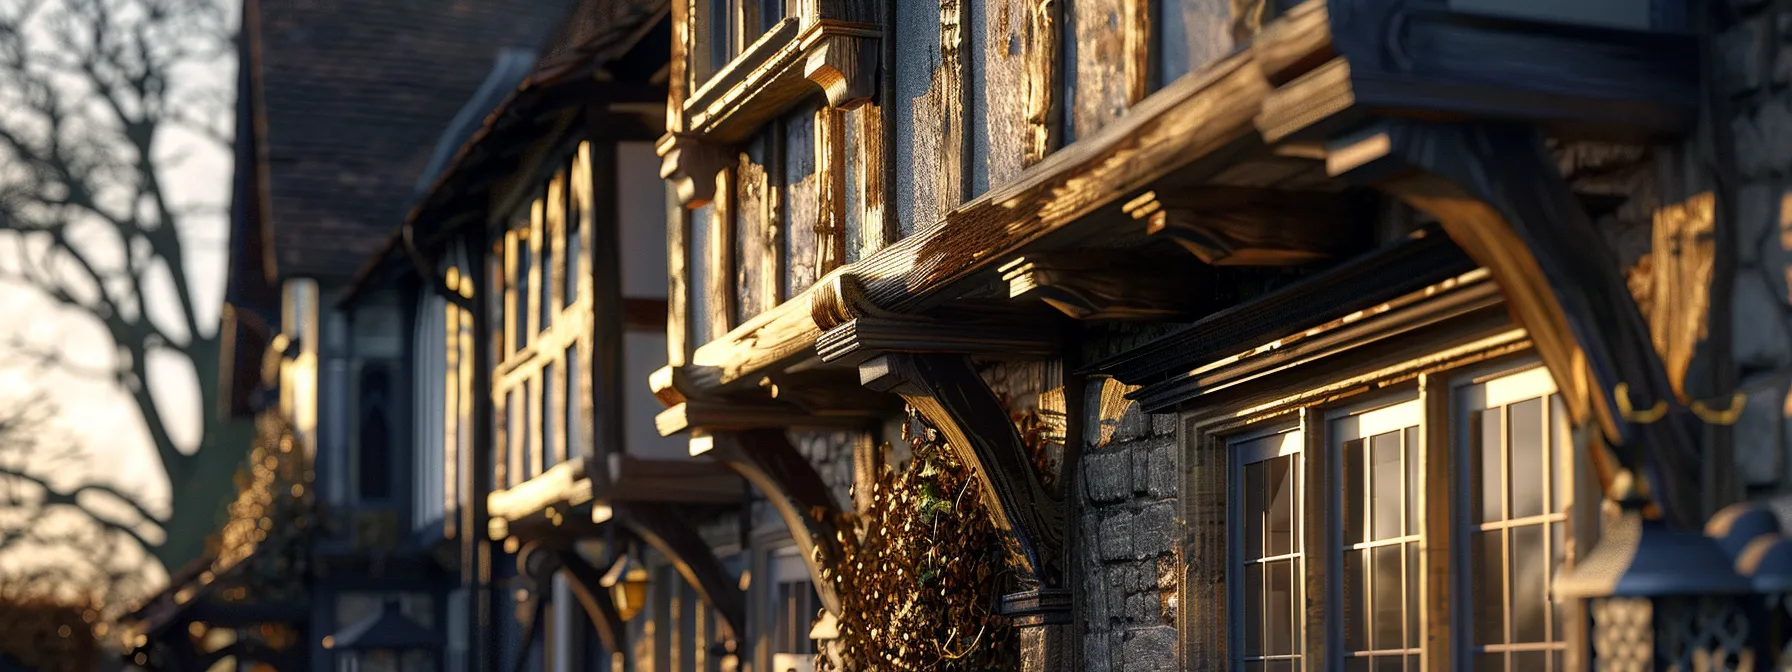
251, 0, 572, 281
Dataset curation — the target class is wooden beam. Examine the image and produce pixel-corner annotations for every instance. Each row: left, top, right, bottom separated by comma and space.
614, 503, 747, 641
671, 37, 1279, 398
1000, 250, 1215, 320
758, 367, 905, 417
1330, 120, 1701, 527
655, 398, 878, 436
1266, 2, 1696, 143
816, 315, 1061, 366
709, 430, 848, 616
1087, 232, 1475, 385
859, 354, 1064, 584
557, 552, 632, 667
1126, 186, 1368, 265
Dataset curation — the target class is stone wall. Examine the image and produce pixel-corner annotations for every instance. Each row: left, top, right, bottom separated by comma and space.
1710, 0, 1792, 495
1076, 380, 1180, 672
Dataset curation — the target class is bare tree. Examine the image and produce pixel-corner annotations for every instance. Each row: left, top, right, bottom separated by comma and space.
0, 0, 242, 571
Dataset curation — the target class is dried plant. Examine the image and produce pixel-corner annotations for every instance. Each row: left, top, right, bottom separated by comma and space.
822, 409, 1017, 671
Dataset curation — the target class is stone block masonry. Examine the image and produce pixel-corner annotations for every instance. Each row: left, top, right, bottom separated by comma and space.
1078, 379, 1180, 672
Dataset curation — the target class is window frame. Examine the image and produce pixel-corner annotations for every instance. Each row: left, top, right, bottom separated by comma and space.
1180, 330, 1597, 670
489, 138, 596, 489
1226, 422, 1306, 669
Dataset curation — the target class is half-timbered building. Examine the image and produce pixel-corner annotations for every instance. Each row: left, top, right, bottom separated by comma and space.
215, 0, 1792, 668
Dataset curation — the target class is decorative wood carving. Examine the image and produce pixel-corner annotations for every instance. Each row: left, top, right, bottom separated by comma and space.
656, 132, 728, 207
613, 503, 747, 641
816, 315, 1061, 366
683, 18, 880, 144
1649, 193, 1713, 403
1000, 251, 1214, 320
1125, 186, 1367, 265
557, 552, 632, 665
858, 353, 1063, 584
1330, 120, 1701, 527
708, 430, 849, 616
804, 33, 877, 108
654, 398, 878, 436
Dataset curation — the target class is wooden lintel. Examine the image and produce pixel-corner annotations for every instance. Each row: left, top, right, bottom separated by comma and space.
489, 460, 590, 522
557, 552, 632, 664
614, 503, 747, 641
655, 399, 877, 437
1000, 250, 1214, 320
709, 430, 847, 616
858, 353, 1063, 584
1124, 186, 1366, 266
1331, 120, 1701, 527
815, 316, 1060, 366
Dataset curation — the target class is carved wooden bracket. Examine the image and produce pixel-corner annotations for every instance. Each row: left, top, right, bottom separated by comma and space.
557, 552, 632, 664
656, 132, 728, 207
859, 353, 1064, 585
683, 18, 879, 144
1000, 251, 1214, 320
1329, 120, 1701, 527
1123, 186, 1366, 266
709, 430, 849, 617
614, 503, 748, 640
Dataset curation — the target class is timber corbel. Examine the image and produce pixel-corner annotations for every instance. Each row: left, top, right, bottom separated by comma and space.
707, 430, 849, 616
682, 17, 880, 144
1000, 250, 1215, 320
557, 552, 632, 665
1327, 120, 1701, 527
1123, 186, 1367, 266
858, 353, 1064, 584
656, 132, 728, 207
613, 503, 747, 641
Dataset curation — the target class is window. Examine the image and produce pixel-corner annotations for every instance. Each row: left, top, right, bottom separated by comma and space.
357, 364, 393, 501
696, 0, 788, 84
491, 144, 594, 491
1231, 427, 1303, 670
1458, 366, 1573, 670
1332, 399, 1421, 669
1210, 358, 1591, 670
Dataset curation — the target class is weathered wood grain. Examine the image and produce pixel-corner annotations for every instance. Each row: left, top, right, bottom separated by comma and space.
815, 108, 848, 273
785, 105, 823, 292
1070, 0, 1134, 137
845, 100, 888, 260
1022, 0, 1062, 166
735, 144, 776, 317
655, 398, 879, 436
979, 0, 1034, 188
706, 167, 736, 340
1650, 193, 1713, 403
939, 0, 969, 211
684, 18, 881, 145
816, 315, 1062, 365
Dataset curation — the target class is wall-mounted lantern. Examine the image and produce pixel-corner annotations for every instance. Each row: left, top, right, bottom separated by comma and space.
601, 551, 649, 622
1554, 474, 1754, 670
323, 597, 440, 672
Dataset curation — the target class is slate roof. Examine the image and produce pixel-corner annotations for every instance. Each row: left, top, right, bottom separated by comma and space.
250, 0, 572, 281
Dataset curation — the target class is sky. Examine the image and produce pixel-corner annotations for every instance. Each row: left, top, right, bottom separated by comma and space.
0, 0, 237, 598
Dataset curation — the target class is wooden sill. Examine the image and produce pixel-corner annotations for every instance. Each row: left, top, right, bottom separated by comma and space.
487, 455, 743, 523
682, 17, 878, 144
